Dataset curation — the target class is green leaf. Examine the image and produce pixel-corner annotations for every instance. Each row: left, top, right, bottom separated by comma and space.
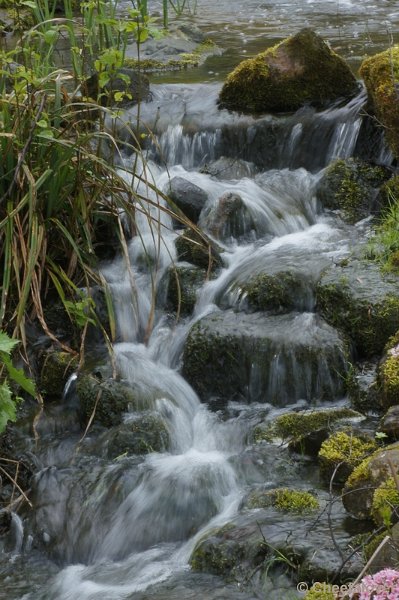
2, 355, 35, 397
0, 331, 19, 355
0, 381, 17, 434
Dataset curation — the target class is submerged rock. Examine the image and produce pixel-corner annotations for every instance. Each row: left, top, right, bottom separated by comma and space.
167, 176, 208, 224
316, 259, 399, 358
165, 263, 207, 315
175, 229, 223, 271
182, 310, 349, 406
218, 28, 358, 114
316, 158, 391, 223
201, 191, 255, 242
360, 46, 399, 160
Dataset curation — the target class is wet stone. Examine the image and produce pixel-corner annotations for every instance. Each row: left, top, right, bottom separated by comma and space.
167, 176, 208, 223
183, 310, 349, 406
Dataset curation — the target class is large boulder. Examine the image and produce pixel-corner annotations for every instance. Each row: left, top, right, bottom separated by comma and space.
360, 46, 399, 160
316, 158, 391, 224
316, 259, 399, 358
218, 28, 359, 114
182, 310, 349, 407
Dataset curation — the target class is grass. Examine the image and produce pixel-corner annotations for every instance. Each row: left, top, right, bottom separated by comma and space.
366, 192, 399, 272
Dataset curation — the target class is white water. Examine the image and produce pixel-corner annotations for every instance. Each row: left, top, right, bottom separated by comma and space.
20, 83, 383, 600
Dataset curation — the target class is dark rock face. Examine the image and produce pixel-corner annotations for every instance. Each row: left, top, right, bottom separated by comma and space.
175, 229, 223, 271
201, 192, 255, 242
182, 310, 349, 406
167, 176, 208, 223
316, 259, 399, 359
165, 264, 207, 315
380, 405, 399, 441
218, 28, 359, 114
316, 158, 392, 224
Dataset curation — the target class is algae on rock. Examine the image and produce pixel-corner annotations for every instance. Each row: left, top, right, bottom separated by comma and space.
318, 430, 377, 484
218, 28, 358, 114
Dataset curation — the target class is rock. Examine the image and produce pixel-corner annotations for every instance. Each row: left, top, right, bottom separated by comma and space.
316, 158, 391, 224
199, 158, 257, 181
201, 191, 255, 242
243, 488, 319, 513
93, 413, 169, 458
182, 311, 349, 406
342, 441, 399, 519
76, 368, 139, 427
218, 28, 359, 114
364, 524, 399, 573
83, 68, 151, 107
167, 176, 208, 224
347, 362, 379, 412
241, 271, 314, 314
318, 431, 377, 484
377, 334, 399, 409
380, 405, 399, 440
39, 350, 78, 400
175, 229, 223, 271
166, 263, 207, 315
253, 407, 363, 455
371, 477, 399, 526
360, 46, 399, 160
316, 259, 399, 358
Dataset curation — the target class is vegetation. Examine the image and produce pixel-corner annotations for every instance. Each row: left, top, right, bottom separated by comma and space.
318, 431, 377, 483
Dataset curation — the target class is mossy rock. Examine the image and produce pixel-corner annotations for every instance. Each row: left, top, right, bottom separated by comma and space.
316, 259, 399, 358
360, 46, 399, 160
304, 584, 336, 600
371, 477, 399, 527
182, 310, 349, 406
166, 263, 207, 316
218, 28, 358, 114
97, 413, 169, 458
380, 405, 399, 441
318, 430, 377, 484
39, 350, 78, 400
175, 229, 223, 271
342, 441, 399, 519
242, 271, 313, 314
378, 336, 399, 409
253, 407, 363, 454
244, 487, 319, 513
316, 158, 391, 224
76, 370, 138, 427
201, 191, 256, 242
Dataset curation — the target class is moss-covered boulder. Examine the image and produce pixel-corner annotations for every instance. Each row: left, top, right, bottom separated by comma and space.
201, 191, 255, 242
218, 28, 358, 114
371, 477, 399, 527
39, 350, 78, 400
316, 259, 399, 358
165, 263, 207, 315
378, 334, 399, 409
360, 46, 399, 160
175, 229, 223, 271
316, 158, 391, 223
244, 487, 319, 513
182, 310, 349, 406
253, 407, 363, 454
76, 369, 138, 427
342, 442, 399, 519
242, 271, 314, 314
318, 431, 377, 484
94, 413, 169, 458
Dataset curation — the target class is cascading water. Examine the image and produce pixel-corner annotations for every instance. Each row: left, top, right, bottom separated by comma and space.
3, 78, 392, 598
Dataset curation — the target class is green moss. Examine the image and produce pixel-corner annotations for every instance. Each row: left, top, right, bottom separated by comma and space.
305, 584, 336, 600
105, 414, 170, 457
40, 351, 78, 399
242, 271, 307, 312
166, 265, 207, 316
254, 408, 361, 446
318, 431, 377, 483
219, 28, 357, 114
246, 487, 318, 513
379, 350, 399, 408
360, 47, 399, 159
175, 229, 223, 271
372, 477, 399, 526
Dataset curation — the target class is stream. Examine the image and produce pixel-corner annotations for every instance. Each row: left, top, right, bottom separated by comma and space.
0, 2, 398, 599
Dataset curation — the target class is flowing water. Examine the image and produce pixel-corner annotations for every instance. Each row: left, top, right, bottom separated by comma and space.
1, 2, 397, 599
